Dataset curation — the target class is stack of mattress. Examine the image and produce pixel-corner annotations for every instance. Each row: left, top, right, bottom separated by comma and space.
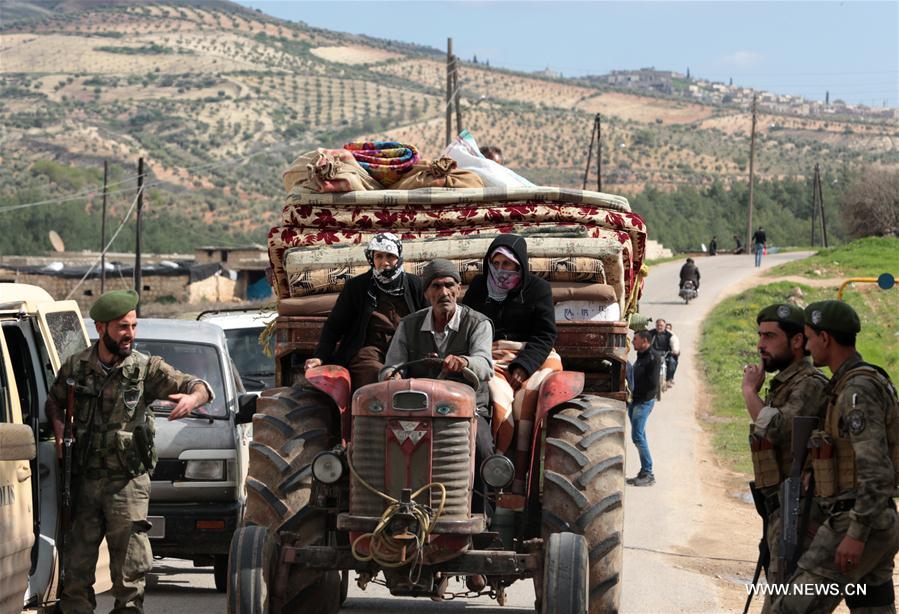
267, 186, 647, 317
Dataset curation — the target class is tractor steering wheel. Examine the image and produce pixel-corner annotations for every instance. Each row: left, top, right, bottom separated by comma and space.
381, 357, 480, 391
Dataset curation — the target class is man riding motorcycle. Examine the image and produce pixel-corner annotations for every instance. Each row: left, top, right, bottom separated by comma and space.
679, 258, 700, 292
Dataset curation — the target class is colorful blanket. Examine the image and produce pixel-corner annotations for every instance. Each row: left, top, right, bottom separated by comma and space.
343, 142, 420, 186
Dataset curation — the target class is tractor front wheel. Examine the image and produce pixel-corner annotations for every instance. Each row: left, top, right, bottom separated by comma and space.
226, 525, 276, 614
542, 532, 590, 614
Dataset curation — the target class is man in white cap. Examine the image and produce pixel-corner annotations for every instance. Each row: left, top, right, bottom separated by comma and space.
305, 233, 425, 389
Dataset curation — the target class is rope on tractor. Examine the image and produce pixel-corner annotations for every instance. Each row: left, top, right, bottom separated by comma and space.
347, 451, 446, 580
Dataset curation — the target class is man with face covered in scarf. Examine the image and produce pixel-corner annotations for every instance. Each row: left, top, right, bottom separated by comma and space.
305, 233, 426, 389
462, 234, 559, 492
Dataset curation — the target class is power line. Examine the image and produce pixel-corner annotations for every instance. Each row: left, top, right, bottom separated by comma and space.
64, 184, 144, 300
0, 135, 311, 215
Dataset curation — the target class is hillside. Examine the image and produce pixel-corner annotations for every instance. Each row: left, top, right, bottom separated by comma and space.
1, 0, 897, 255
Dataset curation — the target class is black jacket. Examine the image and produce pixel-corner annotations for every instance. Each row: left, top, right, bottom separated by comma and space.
649, 329, 673, 354
461, 234, 557, 377
632, 348, 661, 403
314, 271, 425, 366
679, 262, 700, 288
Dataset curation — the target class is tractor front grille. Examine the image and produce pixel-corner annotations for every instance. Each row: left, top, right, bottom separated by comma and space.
349, 416, 473, 520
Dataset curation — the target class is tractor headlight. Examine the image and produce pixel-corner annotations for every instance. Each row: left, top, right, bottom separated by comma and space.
184, 460, 225, 481
481, 454, 515, 490
312, 451, 344, 484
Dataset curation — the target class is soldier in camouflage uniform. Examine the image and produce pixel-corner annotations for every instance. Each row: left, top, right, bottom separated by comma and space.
743, 303, 828, 611
772, 300, 899, 614
46, 290, 212, 613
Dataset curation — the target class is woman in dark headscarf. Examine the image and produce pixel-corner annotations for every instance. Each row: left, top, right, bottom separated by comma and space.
305, 233, 425, 389
462, 233, 560, 491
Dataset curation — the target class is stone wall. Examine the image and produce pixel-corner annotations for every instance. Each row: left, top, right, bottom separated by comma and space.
0, 268, 208, 311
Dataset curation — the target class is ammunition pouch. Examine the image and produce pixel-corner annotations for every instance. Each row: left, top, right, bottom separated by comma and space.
114, 425, 155, 478
749, 433, 781, 488
133, 424, 157, 474
810, 433, 837, 497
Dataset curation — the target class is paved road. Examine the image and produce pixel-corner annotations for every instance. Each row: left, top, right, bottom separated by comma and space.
99, 251, 808, 613
620, 251, 808, 613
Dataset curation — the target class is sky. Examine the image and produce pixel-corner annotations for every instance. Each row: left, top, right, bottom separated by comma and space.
235, 1, 898, 107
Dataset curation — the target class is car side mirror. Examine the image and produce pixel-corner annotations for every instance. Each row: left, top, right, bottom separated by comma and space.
0, 423, 36, 461
236, 393, 258, 425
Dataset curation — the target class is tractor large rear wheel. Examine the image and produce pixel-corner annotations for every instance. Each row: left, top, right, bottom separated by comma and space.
244, 385, 340, 607
541, 394, 626, 614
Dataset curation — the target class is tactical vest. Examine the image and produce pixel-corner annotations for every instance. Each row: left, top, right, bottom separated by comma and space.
72, 350, 157, 479
401, 306, 491, 411
751, 366, 828, 489
810, 364, 899, 497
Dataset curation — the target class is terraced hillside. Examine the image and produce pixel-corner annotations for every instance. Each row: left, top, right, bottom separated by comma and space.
1, 0, 897, 254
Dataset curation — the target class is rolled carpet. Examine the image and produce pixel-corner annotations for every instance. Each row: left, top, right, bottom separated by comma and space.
343, 141, 420, 186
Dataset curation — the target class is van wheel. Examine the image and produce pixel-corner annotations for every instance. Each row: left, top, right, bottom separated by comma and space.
214, 554, 228, 593
540, 394, 626, 614
244, 384, 338, 602
542, 532, 589, 614
226, 525, 275, 614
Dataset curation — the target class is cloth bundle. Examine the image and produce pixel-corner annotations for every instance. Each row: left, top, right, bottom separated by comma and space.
282, 149, 382, 194
392, 157, 485, 190
343, 141, 420, 186
487, 340, 563, 492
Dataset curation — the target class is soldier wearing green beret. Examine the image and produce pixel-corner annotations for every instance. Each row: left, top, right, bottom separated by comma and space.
45, 290, 213, 613
772, 300, 899, 613
742, 303, 828, 609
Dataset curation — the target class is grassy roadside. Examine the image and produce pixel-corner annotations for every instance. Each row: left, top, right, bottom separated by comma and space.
698, 277, 898, 475
765, 236, 899, 278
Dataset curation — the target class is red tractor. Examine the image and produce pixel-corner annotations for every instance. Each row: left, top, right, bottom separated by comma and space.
229, 319, 629, 614
230, 187, 645, 613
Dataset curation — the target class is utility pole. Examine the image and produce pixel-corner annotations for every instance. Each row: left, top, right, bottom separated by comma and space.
134, 157, 144, 316
452, 54, 462, 137
816, 166, 829, 247
100, 160, 108, 294
746, 93, 758, 252
597, 114, 602, 192
582, 114, 602, 191
445, 37, 453, 146
810, 164, 818, 247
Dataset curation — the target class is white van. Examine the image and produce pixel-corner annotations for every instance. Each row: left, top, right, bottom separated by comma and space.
196, 309, 276, 393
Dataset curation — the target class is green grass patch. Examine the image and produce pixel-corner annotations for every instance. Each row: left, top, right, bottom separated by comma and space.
699, 280, 898, 475
766, 237, 899, 279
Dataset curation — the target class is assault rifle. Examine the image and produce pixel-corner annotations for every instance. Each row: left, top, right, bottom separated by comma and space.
742, 480, 770, 614
778, 415, 819, 583
59, 378, 76, 592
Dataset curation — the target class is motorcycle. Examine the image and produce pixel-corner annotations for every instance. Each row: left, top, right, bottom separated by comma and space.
679, 280, 698, 304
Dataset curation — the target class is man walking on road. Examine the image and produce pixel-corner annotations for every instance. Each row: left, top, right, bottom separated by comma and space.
772, 301, 899, 613
650, 318, 679, 389
742, 303, 828, 609
752, 226, 767, 267
46, 290, 213, 613
627, 330, 660, 487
